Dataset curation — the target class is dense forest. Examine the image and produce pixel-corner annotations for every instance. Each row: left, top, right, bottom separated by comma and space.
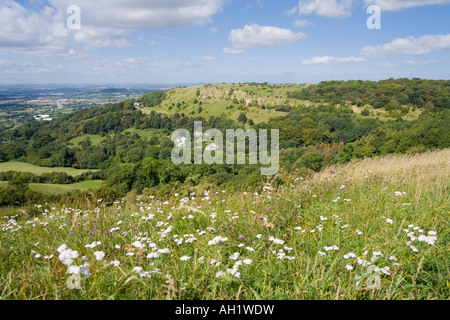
0, 79, 449, 204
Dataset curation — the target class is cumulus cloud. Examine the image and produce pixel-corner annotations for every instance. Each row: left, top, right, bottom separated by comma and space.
363, 0, 450, 11
224, 24, 305, 54
293, 19, 313, 27
361, 34, 450, 56
0, 0, 227, 57
294, 0, 450, 19
297, 0, 355, 18
49, 0, 226, 29
200, 56, 217, 61
0, 1, 73, 57
0, 60, 52, 74
302, 56, 367, 64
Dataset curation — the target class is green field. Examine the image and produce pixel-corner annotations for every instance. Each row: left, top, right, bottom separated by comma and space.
0, 162, 97, 177
0, 180, 104, 195
69, 134, 106, 147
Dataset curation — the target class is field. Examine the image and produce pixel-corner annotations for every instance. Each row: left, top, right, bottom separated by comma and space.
69, 135, 106, 147
0, 162, 97, 177
0, 150, 448, 300
0, 180, 104, 195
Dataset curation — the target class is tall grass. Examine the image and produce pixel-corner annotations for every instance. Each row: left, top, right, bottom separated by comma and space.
0, 150, 448, 300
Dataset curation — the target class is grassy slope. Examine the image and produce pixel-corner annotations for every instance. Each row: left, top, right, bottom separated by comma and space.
69, 134, 105, 147
0, 149, 448, 300
139, 83, 423, 124
140, 84, 305, 124
0, 162, 97, 177
0, 180, 104, 195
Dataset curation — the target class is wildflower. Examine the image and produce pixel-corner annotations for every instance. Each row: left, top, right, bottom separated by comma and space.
239, 234, 244, 239
58, 245, 79, 266
111, 261, 120, 267
276, 252, 286, 259
94, 251, 105, 261
386, 218, 394, 224
246, 247, 255, 252
346, 265, 354, 271
229, 252, 240, 260
180, 256, 191, 262
318, 251, 326, 257
68, 266, 81, 275
216, 271, 226, 278
243, 259, 252, 265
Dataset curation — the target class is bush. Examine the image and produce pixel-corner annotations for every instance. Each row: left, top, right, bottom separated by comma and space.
295, 152, 324, 172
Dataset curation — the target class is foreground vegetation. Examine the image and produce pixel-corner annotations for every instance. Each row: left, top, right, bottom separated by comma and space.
0, 150, 448, 300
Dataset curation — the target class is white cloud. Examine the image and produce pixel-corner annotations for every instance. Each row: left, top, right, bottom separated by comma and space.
297, 0, 355, 18
0, 0, 227, 57
363, 0, 450, 11
225, 24, 305, 53
285, 5, 298, 15
295, 0, 450, 19
200, 56, 217, 61
0, 1, 73, 57
223, 47, 245, 54
49, 0, 226, 29
210, 27, 218, 33
293, 19, 313, 27
361, 34, 450, 56
0, 60, 53, 74
302, 56, 367, 64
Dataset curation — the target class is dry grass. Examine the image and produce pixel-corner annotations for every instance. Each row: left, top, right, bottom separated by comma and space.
316, 149, 450, 194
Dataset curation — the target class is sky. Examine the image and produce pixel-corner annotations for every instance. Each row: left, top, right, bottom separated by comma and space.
0, 0, 449, 85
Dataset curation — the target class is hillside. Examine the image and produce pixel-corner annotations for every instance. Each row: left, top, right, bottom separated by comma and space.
0, 79, 448, 204
0, 150, 448, 300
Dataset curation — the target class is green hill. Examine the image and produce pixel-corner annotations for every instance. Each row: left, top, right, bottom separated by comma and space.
0, 79, 448, 199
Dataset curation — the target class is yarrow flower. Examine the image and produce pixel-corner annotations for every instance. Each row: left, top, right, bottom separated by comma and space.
111, 260, 120, 267
57, 244, 79, 266
229, 252, 240, 260
94, 251, 105, 261
180, 256, 191, 261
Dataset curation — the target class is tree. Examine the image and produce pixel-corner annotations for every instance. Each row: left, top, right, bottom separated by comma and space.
238, 113, 247, 125
296, 152, 324, 171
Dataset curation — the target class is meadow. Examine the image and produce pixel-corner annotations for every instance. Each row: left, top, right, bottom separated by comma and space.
0, 162, 96, 177
0, 180, 104, 195
0, 149, 448, 300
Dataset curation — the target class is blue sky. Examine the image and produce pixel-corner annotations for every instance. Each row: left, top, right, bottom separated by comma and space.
0, 0, 449, 84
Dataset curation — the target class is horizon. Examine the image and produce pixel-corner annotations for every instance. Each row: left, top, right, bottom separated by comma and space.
1, 77, 449, 89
